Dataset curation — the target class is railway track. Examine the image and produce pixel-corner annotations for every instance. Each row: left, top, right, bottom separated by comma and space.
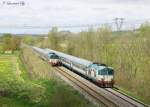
55, 67, 148, 107
55, 67, 117, 107
105, 88, 149, 107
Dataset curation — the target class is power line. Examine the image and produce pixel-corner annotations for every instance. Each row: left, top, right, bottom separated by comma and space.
0, 19, 149, 31
114, 18, 125, 31
0, 23, 114, 29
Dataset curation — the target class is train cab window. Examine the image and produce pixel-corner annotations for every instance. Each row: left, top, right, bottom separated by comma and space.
101, 69, 108, 75
98, 69, 107, 75
108, 69, 114, 75
98, 68, 114, 75
50, 55, 59, 59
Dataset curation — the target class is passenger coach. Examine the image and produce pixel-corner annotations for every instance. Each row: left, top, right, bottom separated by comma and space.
45, 48, 114, 87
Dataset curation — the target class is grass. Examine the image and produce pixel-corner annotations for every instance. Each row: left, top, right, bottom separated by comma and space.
0, 96, 29, 107
0, 54, 45, 107
0, 54, 28, 107
0, 54, 16, 78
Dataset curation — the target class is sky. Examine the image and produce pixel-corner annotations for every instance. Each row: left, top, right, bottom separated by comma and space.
0, 0, 150, 34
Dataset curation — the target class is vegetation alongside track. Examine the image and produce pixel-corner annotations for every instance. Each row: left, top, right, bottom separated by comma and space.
0, 54, 47, 107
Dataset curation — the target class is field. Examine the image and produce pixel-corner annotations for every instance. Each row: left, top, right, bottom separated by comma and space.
0, 54, 28, 107
0, 54, 49, 107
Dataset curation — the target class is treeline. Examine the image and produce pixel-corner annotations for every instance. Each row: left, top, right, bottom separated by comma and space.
39, 23, 150, 104
0, 34, 37, 53
0, 33, 21, 52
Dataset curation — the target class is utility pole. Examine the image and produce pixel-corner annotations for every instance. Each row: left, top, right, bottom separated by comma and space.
114, 18, 124, 31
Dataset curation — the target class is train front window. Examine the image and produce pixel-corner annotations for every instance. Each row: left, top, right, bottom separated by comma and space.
98, 70, 107, 75
50, 55, 59, 59
108, 69, 114, 75
98, 68, 114, 75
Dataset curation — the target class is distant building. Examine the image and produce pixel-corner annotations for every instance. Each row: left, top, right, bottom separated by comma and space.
5, 50, 12, 54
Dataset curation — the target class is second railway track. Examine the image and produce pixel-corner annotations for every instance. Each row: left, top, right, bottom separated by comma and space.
54, 67, 148, 107
105, 88, 148, 107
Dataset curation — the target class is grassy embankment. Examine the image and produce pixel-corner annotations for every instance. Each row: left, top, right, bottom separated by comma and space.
0, 48, 96, 107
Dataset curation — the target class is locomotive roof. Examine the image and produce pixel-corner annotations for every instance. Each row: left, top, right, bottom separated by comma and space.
32, 46, 53, 55
92, 62, 107, 66
45, 48, 93, 67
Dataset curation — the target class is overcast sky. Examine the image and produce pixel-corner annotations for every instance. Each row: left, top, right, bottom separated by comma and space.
0, 0, 150, 34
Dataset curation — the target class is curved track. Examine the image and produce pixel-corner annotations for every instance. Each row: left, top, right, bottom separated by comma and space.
55, 67, 117, 107
55, 67, 148, 107
105, 88, 148, 107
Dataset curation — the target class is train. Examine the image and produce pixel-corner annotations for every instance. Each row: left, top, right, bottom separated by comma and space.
32, 47, 60, 66
32, 46, 114, 87
45, 48, 114, 88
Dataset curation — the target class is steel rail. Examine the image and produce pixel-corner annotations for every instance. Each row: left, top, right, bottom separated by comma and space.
105, 88, 148, 107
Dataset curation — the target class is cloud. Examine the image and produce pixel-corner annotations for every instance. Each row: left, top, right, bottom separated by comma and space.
76, 0, 150, 5
0, 0, 150, 34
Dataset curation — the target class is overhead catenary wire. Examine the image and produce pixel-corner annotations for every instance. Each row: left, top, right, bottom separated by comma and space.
0, 19, 150, 32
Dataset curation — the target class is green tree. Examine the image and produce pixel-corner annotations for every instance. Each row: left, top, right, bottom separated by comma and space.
2, 33, 13, 51
48, 27, 59, 50
23, 35, 33, 45
12, 36, 21, 50
139, 22, 150, 37
2, 34, 21, 52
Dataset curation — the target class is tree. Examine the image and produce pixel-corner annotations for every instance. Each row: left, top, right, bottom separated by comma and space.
23, 35, 33, 45
12, 36, 21, 50
2, 33, 21, 52
2, 33, 13, 51
48, 27, 59, 50
139, 22, 150, 37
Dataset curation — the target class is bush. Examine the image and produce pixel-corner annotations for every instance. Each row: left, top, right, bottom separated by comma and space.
0, 74, 46, 105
